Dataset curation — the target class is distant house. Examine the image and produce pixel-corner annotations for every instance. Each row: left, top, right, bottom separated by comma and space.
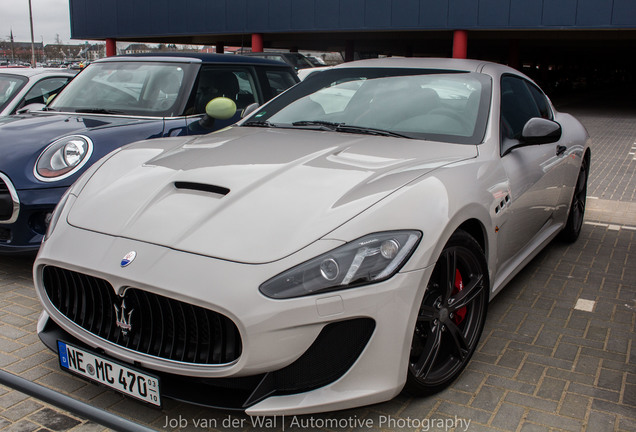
0, 41, 44, 64
123, 44, 151, 54
44, 44, 82, 61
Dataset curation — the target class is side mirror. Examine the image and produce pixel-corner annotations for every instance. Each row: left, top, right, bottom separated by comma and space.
198, 97, 237, 129
205, 97, 237, 120
242, 102, 259, 119
16, 103, 46, 114
521, 117, 562, 145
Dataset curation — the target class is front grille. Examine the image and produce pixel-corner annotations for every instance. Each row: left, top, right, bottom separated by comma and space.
42, 266, 242, 365
0, 177, 14, 221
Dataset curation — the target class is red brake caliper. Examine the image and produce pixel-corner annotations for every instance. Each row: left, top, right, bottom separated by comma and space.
453, 269, 467, 325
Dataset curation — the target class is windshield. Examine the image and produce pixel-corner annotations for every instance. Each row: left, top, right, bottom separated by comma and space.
245, 68, 491, 144
49, 61, 197, 117
0, 74, 28, 112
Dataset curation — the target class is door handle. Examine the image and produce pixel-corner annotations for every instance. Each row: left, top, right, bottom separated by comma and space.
556, 145, 567, 156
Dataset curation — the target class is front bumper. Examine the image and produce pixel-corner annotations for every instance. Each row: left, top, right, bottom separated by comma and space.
34, 223, 432, 415
39, 312, 376, 411
0, 179, 67, 254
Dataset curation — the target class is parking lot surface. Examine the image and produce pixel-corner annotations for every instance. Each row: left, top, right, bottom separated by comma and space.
0, 99, 634, 431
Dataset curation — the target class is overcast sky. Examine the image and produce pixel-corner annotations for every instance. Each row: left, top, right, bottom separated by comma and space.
0, 0, 74, 44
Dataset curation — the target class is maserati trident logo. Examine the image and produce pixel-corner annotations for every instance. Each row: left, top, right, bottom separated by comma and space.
114, 300, 133, 336
120, 251, 137, 267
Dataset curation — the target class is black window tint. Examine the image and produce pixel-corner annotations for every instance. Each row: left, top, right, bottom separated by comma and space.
500, 75, 541, 140
265, 70, 297, 97
190, 67, 258, 114
526, 83, 552, 119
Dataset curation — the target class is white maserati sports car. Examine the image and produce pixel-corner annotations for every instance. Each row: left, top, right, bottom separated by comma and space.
33, 58, 590, 415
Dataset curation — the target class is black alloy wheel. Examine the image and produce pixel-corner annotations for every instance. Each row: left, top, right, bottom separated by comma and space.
560, 156, 588, 242
404, 230, 488, 395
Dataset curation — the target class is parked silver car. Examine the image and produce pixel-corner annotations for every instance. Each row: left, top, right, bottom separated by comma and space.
34, 58, 590, 415
0, 68, 76, 116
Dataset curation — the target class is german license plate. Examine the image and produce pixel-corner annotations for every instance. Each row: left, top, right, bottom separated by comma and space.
58, 341, 161, 407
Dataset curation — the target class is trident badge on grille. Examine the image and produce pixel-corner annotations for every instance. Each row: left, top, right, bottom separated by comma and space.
114, 300, 133, 336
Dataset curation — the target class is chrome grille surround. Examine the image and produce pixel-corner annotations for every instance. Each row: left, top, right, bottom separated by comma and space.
41, 265, 242, 366
0, 172, 19, 224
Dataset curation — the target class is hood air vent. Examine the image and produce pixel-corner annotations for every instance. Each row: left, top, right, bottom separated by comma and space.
174, 182, 230, 196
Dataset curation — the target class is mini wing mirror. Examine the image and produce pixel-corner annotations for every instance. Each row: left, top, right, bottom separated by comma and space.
198, 97, 237, 129
242, 102, 260, 119
205, 97, 237, 120
521, 117, 562, 145
16, 103, 46, 114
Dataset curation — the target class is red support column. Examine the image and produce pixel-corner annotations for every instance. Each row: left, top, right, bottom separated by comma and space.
216, 42, 224, 54
105, 38, 116, 57
251, 33, 263, 52
452, 30, 468, 59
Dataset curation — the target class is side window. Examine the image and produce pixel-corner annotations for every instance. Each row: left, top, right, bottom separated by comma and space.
500, 75, 541, 140
265, 70, 297, 97
526, 83, 553, 120
190, 67, 258, 114
20, 77, 71, 108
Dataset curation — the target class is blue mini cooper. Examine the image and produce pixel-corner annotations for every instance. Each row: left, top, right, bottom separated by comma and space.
0, 53, 298, 253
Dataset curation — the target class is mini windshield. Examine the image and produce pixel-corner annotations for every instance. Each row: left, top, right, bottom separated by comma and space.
245, 68, 491, 144
49, 61, 197, 117
0, 74, 28, 112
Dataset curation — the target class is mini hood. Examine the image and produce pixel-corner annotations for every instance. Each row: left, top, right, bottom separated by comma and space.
0, 113, 161, 189
68, 127, 477, 263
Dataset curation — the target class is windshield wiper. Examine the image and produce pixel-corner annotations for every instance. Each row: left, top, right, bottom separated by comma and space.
333, 124, 411, 139
292, 121, 410, 138
291, 120, 342, 130
243, 120, 277, 128
75, 108, 125, 114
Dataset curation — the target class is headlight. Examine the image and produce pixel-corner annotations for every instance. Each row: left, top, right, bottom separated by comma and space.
260, 231, 421, 299
34, 135, 94, 182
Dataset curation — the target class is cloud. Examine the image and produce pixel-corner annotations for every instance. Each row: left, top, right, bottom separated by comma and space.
0, 0, 71, 44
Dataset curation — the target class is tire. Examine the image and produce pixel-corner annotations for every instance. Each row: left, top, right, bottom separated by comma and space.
404, 230, 488, 395
560, 156, 588, 243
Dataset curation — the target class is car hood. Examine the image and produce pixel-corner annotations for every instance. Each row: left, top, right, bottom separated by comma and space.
68, 127, 478, 264
0, 113, 163, 189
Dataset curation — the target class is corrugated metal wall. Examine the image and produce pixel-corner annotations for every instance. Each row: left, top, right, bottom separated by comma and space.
69, 0, 636, 40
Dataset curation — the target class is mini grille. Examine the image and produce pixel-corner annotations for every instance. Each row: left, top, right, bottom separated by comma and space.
42, 266, 242, 364
0, 177, 12, 221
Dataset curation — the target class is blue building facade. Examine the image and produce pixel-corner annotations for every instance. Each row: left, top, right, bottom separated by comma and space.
69, 0, 636, 89
70, 0, 636, 40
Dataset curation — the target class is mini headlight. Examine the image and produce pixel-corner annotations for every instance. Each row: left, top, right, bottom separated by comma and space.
260, 231, 421, 299
34, 135, 93, 182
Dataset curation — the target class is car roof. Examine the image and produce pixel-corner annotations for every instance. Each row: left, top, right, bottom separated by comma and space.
0, 67, 77, 78
240, 52, 302, 56
95, 52, 293, 68
333, 57, 519, 75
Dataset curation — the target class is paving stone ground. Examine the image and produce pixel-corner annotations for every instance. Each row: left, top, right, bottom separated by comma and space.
0, 97, 634, 431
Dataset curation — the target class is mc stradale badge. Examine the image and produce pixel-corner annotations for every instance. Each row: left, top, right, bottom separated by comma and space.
120, 251, 137, 267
